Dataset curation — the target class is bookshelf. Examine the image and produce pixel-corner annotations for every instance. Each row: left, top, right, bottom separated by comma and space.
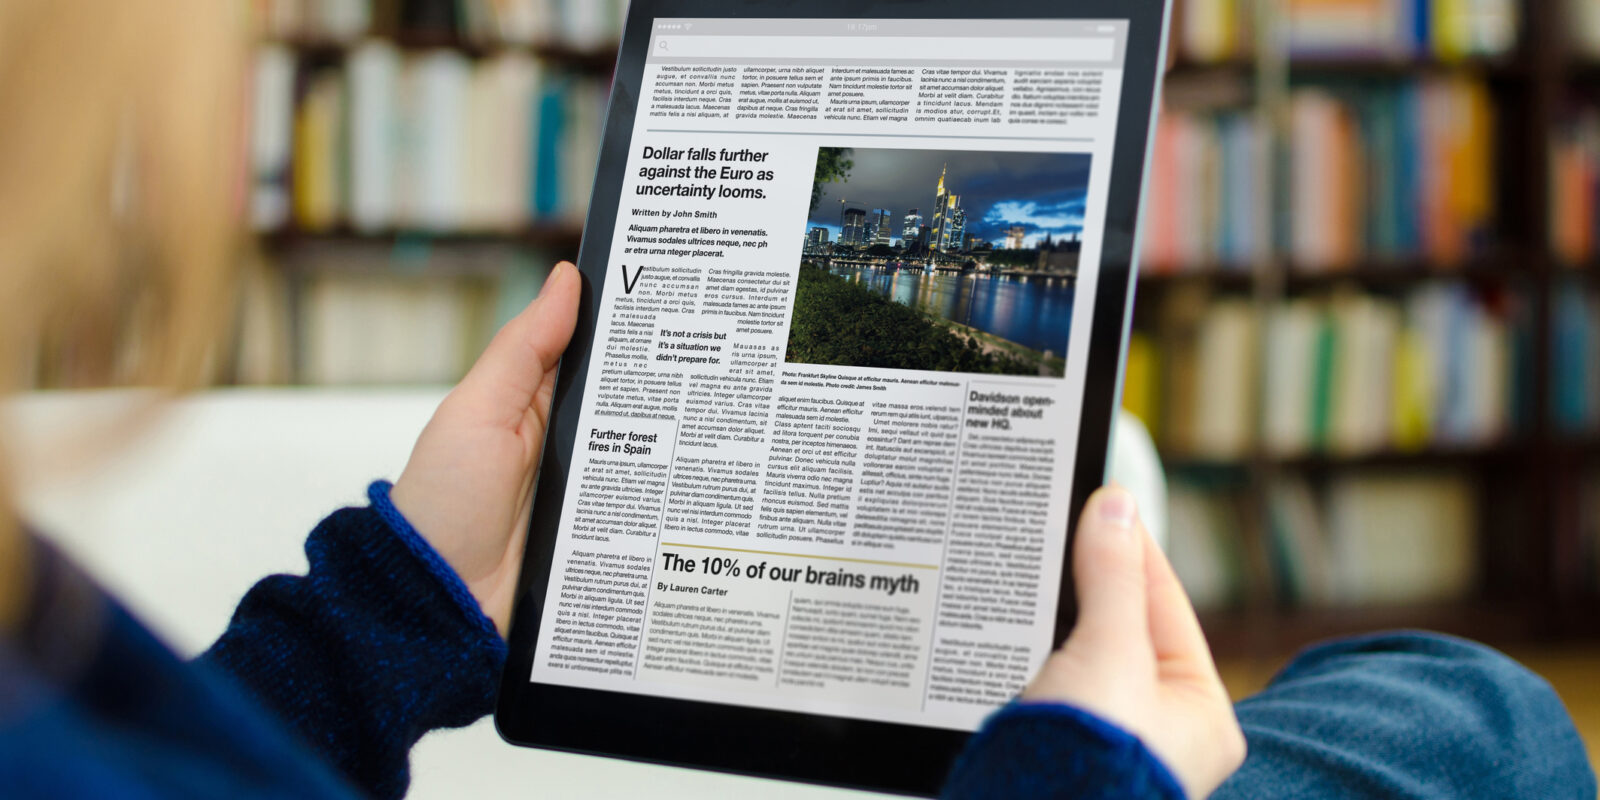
1145, 0, 1600, 658
278, 36, 619, 70
234, 0, 1599, 656
262, 223, 586, 252
236, 0, 622, 384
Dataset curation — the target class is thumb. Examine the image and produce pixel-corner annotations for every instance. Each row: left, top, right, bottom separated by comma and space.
1063, 486, 1152, 666
453, 261, 582, 427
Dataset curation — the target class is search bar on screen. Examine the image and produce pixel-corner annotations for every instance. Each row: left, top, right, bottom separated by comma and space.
653, 35, 1116, 63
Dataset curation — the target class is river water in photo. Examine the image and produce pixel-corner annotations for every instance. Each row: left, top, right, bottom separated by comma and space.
821, 265, 1076, 357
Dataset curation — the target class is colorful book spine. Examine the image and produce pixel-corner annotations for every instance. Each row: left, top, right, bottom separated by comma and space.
1551, 283, 1600, 434
1178, 0, 1255, 63
1286, 78, 1494, 271
250, 45, 296, 231
1145, 286, 1524, 460
1550, 109, 1600, 266
251, 44, 606, 233
1169, 470, 1480, 609
250, 0, 626, 46
1284, 0, 1518, 59
1140, 110, 1267, 273
1574, 0, 1600, 57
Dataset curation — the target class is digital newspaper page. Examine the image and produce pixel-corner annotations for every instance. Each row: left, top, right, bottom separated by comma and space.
530, 17, 1132, 732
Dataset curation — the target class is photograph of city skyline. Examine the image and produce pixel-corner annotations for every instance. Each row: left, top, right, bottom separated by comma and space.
786, 146, 1094, 378
803, 147, 1093, 258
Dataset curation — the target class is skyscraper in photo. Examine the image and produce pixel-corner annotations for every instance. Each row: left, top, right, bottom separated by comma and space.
902, 209, 922, 242
841, 207, 867, 246
871, 208, 893, 246
807, 226, 829, 254
1006, 225, 1026, 249
932, 165, 951, 252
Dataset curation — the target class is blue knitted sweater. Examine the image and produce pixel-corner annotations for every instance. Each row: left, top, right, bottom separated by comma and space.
0, 482, 1183, 799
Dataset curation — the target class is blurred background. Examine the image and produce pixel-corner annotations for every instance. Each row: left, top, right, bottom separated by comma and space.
13, 0, 1600, 764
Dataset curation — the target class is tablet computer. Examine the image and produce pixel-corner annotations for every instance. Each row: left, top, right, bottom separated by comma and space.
497, 1, 1171, 794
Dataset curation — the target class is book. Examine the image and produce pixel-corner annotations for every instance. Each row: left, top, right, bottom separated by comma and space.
1552, 283, 1600, 434
300, 253, 496, 385
1325, 470, 1476, 605
1328, 293, 1401, 455
1285, 78, 1494, 271
291, 70, 345, 231
1140, 110, 1267, 273
1550, 109, 1600, 266
1574, 0, 1600, 57
1153, 285, 1523, 460
1179, 0, 1254, 63
1171, 468, 1480, 609
250, 45, 296, 232
1167, 484, 1245, 610
347, 41, 401, 233
558, 0, 627, 50
1122, 332, 1161, 441
1151, 290, 1209, 457
408, 51, 472, 231
1262, 301, 1319, 456
1287, 0, 1404, 58
249, 45, 607, 236
1189, 300, 1258, 458
1289, 90, 1363, 271
231, 258, 294, 385
486, 0, 557, 45
1265, 477, 1335, 605
1285, 0, 1518, 59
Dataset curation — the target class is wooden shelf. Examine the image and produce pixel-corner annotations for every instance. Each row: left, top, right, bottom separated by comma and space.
260, 223, 585, 252
1201, 600, 1548, 657
1164, 442, 1527, 473
273, 35, 618, 71
1273, 443, 1528, 470
1166, 53, 1528, 80
1567, 58, 1600, 79
1281, 256, 1533, 291
1138, 257, 1529, 295
1136, 268, 1256, 293
1287, 53, 1529, 78
1168, 58, 1257, 81
277, 257, 508, 279
1553, 434, 1600, 457
1551, 263, 1600, 284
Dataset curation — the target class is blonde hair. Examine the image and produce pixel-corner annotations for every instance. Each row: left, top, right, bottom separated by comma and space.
0, 0, 246, 624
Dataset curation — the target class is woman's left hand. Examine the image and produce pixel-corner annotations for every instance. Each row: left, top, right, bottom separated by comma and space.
390, 261, 582, 637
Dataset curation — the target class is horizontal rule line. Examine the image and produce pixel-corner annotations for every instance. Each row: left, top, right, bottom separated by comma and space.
644, 128, 1093, 142
659, 541, 940, 570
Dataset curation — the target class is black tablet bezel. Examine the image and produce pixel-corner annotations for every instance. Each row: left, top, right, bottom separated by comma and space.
497, 2, 1170, 795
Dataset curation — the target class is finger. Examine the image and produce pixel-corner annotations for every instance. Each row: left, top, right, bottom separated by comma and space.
530, 360, 561, 431
1063, 486, 1152, 666
1143, 525, 1221, 681
454, 262, 582, 428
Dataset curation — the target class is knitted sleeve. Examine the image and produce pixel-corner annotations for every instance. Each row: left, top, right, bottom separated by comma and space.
196, 481, 507, 800
942, 703, 1186, 800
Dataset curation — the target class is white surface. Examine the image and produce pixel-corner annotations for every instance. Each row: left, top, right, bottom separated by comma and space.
6, 389, 1165, 799
653, 35, 1117, 62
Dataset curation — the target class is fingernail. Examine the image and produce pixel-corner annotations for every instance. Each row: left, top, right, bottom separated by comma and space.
1096, 487, 1137, 531
542, 261, 570, 290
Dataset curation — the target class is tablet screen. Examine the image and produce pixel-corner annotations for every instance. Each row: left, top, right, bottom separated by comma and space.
530, 17, 1132, 733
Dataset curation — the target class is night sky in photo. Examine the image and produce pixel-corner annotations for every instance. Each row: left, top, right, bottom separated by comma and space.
806, 148, 1093, 248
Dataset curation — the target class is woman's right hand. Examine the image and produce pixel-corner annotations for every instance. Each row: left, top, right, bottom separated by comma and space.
1022, 486, 1246, 799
